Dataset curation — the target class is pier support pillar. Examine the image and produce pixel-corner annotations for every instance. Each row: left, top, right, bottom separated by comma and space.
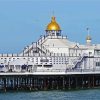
75, 76, 78, 89
3, 78, 6, 92
63, 77, 65, 90
92, 75, 94, 88
68, 76, 71, 90
88, 76, 90, 88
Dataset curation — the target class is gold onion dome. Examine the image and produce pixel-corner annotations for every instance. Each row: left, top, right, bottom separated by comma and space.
46, 16, 61, 31
86, 35, 92, 40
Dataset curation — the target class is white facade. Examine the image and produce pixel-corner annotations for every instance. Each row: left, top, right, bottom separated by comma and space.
0, 17, 100, 75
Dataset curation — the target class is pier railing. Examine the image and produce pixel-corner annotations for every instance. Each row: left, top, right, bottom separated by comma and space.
65, 68, 100, 73
32, 68, 100, 73
1, 68, 100, 74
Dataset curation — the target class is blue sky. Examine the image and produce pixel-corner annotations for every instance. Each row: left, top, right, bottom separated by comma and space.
0, 0, 100, 53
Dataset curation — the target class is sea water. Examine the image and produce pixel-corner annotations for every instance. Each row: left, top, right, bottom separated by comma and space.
0, 89, 100, 100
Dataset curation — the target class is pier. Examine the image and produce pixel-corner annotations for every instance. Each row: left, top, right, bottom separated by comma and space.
0, 16, 100, 92
0, 73, 100, 92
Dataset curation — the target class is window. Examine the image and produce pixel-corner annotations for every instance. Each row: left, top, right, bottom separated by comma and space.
5, 65, 8, 67
96, 62, 100, 66
40, 59, 49, 62
10, 65, 14, 69
57, 33, 60, 36
37, 65, 42, 67
44, 65, 52, 67
15, 65, 20, 70
95, 50, 100, 55
52, 33, 55, 36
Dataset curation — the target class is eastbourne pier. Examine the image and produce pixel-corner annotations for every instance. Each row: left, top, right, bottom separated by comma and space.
0, 16, 100, 91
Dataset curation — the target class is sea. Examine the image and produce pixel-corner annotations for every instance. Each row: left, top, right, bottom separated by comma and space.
0, 89, 100, 100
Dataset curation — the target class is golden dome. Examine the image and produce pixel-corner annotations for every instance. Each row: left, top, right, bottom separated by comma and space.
86, 35, 92, 40
46, 16, 61, 31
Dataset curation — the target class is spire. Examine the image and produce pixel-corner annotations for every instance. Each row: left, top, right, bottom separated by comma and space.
87, 27, 90, 36
86, 28, 92, 40
86, 27, 92, 46
51, 11, 56, 22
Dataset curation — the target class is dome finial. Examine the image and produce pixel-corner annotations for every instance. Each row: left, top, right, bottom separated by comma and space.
51, 10, 55, 22
46, 16, 61, 31
51, 16, 56, 22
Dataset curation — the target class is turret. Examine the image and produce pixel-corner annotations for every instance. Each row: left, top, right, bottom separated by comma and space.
86, 28, 92, 46
46, 16, 61, 36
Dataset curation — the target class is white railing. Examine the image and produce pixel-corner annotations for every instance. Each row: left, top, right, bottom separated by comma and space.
36, 44, 51, 55
1, 67, 100, 73
66, 68, 100, 72
38, 35, 48, 44
34, 69, 66, 72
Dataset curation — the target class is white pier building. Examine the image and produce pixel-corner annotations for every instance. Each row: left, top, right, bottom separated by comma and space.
0, 16, 100, 75
0, 16, 100, 91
